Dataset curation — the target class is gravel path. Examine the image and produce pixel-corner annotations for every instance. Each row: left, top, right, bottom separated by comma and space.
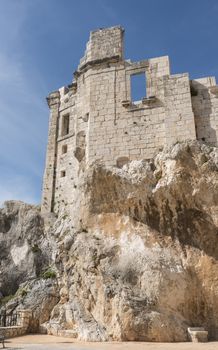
4, 335, 218, 350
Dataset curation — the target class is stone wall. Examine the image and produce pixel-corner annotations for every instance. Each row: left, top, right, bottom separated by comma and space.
42, 92, 60, 214
41, 26, 218, 215
79, 26, 124, 69
0, 310, 32, 338
191, 77, 218, 145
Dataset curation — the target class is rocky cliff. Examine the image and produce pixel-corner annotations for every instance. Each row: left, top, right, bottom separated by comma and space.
0, 141, 218, 341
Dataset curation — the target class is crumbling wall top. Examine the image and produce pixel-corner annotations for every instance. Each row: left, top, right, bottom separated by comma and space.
79, 26, 124, 70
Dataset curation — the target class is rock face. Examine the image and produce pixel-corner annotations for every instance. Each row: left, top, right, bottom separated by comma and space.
0, 201, 59, 330
1, 141, 218, 341
0, 201, 44, 295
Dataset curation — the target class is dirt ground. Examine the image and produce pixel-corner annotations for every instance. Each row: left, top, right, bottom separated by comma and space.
4, 335, 218, 350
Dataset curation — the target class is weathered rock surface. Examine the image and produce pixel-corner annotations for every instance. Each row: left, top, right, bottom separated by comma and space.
0, 201, 59, 329
0, 201, 45, 295
1, 141, 218, 341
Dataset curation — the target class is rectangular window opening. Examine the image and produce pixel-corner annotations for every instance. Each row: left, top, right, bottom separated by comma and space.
131, 72, 146, 102
62, 145, 68, 154
61, 170, 66, 177
61, 114, 70, 136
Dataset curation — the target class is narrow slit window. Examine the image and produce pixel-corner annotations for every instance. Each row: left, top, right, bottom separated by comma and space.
61, 114, 70, 136
62, 145, 68, 154
131, 73, 146, 102
61, 170, 66, 177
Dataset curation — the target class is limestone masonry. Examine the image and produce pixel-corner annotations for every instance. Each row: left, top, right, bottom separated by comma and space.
42, 26, 218, 214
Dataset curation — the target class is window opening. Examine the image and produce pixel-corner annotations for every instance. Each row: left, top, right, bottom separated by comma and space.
61, 114, 70, 136
131, 72, 146, 102
62, 145, 68, 154
61, 170, 66, 177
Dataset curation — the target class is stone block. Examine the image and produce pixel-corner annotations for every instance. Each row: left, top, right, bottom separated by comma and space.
187, 327, 208, 343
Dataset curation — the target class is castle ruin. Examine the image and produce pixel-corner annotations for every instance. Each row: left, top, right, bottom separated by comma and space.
42, 26, 218, 214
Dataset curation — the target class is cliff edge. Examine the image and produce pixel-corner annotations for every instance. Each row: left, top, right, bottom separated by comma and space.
0, 140, 218, 341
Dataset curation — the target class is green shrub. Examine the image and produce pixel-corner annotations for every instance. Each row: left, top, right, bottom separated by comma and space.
20, 289, 28, 297
0, 294, 14, 306
31, 244, 41, 253
41, 268, 57, 279
62, 214, 68, 220
155, 170, 162, 181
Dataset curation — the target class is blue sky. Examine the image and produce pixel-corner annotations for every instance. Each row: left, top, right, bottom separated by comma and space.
0, 0, 218, 205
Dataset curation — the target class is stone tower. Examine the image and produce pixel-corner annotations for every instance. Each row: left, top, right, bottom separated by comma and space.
41, 26, 218, 215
